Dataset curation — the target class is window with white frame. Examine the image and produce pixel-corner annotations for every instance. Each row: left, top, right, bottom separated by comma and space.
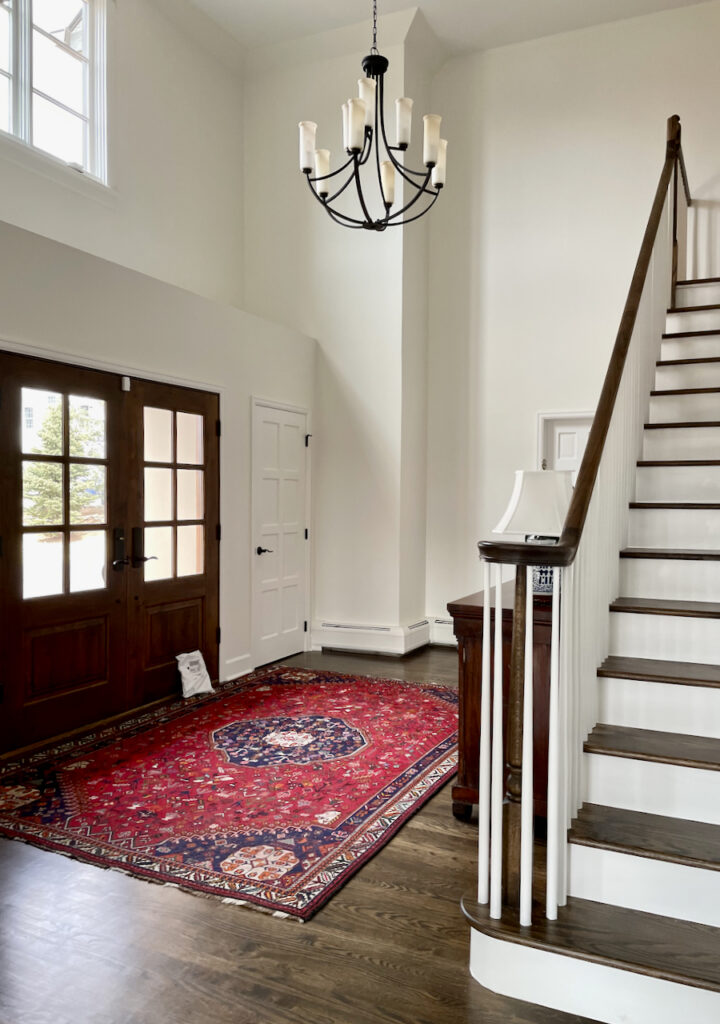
0, 0, 106, 181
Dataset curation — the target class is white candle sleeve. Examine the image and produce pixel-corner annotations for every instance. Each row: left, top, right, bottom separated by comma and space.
348, 98, 366, 151
358, 77, 376, 130
314, 149, 330, 194
422, 114, 441, 167
395, 98, 413, 147
342, 102, 349, 152
432, 139, 448, 187
380, 161, 395, 205
298, 121, 317, 172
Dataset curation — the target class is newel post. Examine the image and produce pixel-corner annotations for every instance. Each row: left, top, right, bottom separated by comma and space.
668, 114, 681, 306
502, 565, 526, 907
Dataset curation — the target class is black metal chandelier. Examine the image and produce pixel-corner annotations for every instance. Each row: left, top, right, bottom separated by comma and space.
298, 0, 447, 232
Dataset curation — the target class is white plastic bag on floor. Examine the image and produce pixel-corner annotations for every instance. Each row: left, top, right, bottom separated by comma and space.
176, 650, 213, 698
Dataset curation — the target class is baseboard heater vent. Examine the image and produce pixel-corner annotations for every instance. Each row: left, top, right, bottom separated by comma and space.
408, 620, 430, 631
320, 622, 391, 633
434, 617, 453, 626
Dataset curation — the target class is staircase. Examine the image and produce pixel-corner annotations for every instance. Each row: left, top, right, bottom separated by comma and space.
466, 282, 720, 1023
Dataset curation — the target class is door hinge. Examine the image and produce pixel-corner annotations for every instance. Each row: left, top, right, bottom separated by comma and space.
305, 433, 312, 447
216, 627, 221, 645
216, 419, 221, 437
304, 621, 308, 633
304, 528, 308, 540
216, 523, 221, 541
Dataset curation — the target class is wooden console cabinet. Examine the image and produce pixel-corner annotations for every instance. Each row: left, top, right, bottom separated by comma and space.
447, 581, 553, 821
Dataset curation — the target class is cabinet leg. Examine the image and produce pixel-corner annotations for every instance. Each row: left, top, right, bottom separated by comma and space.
452, 801, 473, 822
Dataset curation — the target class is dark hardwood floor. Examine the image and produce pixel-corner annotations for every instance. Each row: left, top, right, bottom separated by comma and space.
0, 647, 597, 1024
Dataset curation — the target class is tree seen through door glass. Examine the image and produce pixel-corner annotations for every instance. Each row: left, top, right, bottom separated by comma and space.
69, 396, 106, 457
22, 461, 63, 526
21, 387, 63, 454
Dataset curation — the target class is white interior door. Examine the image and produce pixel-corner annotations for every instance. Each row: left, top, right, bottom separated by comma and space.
252, 401, 308, 666
540, 413, 593, 482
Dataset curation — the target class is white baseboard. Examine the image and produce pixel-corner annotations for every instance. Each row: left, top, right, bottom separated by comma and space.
221, 653, 253, 682
311, 618, 431, 656
429, 617, 458, 647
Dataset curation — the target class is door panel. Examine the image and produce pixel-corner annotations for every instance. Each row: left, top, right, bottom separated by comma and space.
0, 351, 220, 753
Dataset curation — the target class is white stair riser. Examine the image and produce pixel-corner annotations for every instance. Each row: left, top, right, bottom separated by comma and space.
661, 335, 720, 360
470, 928, 720, 1024
586, 752, 720, 823
643, 426, 720, 460
599, 676, 720, 737
675, 283, 720, 307
649, 391, 720, 423
655, 362, 720, 389
569, 844, 720, 927
628, 507, 720, 548
620, 557, 720, 601
666, 309, 720, 332
636, 464, 720, 502
610, 610, 720, 664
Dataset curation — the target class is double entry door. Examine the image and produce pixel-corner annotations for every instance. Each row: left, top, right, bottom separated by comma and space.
0, 351, 219, 753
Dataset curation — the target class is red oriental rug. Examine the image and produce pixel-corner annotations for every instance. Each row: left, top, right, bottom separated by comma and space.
0, 667, 457, 920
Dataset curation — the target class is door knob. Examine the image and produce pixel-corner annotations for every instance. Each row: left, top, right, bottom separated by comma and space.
256, 546, 274, 555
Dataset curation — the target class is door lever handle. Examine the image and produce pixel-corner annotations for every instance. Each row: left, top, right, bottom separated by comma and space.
256, 546, 274, 555
136, 555, 158, 563
112, 557, 130, 568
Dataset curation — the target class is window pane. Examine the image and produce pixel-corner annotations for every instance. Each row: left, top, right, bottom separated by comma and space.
144, 407, 173, 463
177, 470, 203, 521
0, 74, 8, 135
33, 29, 85, 114
70, 463, 106, 525
144, 468, 173, 522
23, 532, 63, 598
70, 530, 106, 592
22, 388, 63, 455
144, 527, 173, 582
0, 5, 10, 74
177, 413, 203, 465
33, 0, 87, 56
33, 92, 85, 166
69, 396, 106, 458
177, 525, 204, 577
23, 461, 63, 526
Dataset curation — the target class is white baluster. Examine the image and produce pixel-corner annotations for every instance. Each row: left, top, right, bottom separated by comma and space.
489, 564, 504, 919
519, 564, 534, 926
546, 566, 561, 920
477, 559, 492, 904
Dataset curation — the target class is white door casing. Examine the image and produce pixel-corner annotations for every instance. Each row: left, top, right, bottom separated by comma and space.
251, 400, 309, 667
538, 411, 593, 482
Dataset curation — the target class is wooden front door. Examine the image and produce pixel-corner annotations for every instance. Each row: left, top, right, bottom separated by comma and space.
0, 351, 220, 753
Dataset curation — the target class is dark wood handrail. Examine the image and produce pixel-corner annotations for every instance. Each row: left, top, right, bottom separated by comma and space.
479, 115, 691, 568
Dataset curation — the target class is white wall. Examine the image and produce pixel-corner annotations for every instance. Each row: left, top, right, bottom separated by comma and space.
0, 0, 245, 307
0, 220, 315, 679
426, 0, 720, 621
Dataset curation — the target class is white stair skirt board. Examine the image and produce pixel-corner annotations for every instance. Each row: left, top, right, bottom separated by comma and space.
619, 557, 720, 601
469, 929, 720, 1024
627, 507, 720, 548
666, 309, 720, 333
311, 619, 430, 656
610, 610, 719, 665
643, 425, 720, 460
661, 335, 720, 360
636, 464, 720, 502
568, 844, 720, 928
655, 361, 720, 389
674, 283, 720, 307
648, 391, 720, 424
599, 676, 720, 738
428, 617, 458, 647
585, 753, 720, 824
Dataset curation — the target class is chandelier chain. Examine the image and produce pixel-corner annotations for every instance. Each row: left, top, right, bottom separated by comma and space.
371, 0, 378, 54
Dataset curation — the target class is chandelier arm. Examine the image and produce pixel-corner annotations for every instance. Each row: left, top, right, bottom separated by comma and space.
384, 188, 440, 226
375, 77, 435, 188
384, 167, 437, 221
308, 152, 356, 185
353, 153, 375, 224
305, 175, 369, 226
324, 170, 360, 205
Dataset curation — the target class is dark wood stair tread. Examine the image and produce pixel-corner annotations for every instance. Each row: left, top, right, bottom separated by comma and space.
620, 547, 720, 560
585, 723, 720, 771
662, 329, 720, 339
629, 501, 720, 509
644, 420, 720, 428
667, 303, 720, 313
638, 459, 720, 466
677, 277, 720, 286
651, 386, 720, 395
610, 596, 720, 618
598, 655, 720, 687
570, 803, 720, 872
656, 356, 720, 366
461, 896, 720, 993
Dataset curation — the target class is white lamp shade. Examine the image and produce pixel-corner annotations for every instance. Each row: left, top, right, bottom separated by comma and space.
396, 97, 413, 146
423, 114, 441, 166
431, 139, 447, 187
358, 77, 376, 129
493, 470, 574, 537
298, 121, 317, 172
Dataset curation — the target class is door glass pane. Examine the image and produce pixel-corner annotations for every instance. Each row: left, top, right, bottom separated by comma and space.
33, 0, 87, 55
177, 525, 204, 577
33, 28, 85, 114
144, 407, 173, 463
177, 470, 203, 521
177, 412, 203, 465
23, 461, 63, 526
144, 468, 173, 522
0, 73, 9, 135
70, 530, 106, 592
0, 5, 10, 74
32, 92, 85, 166
69, 396, 106, 458
23, 532, 63, 598
144, 526, 173, 581
70, 463, 106, 524
22, 388, 63, 454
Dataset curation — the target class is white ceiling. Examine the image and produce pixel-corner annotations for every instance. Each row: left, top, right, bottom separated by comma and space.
185, 0, 708, 56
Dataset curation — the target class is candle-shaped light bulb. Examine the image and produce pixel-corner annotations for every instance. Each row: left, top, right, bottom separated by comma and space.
432, 139, 448, 188
348, 98, 366, 151
396, 98, 413, 148
314, 149, 330, 196
380, 161, 395, 206
358, 77, 376, 130
342, 102, 350, 152
298, 121, 317, 172
423, 114, 441, 167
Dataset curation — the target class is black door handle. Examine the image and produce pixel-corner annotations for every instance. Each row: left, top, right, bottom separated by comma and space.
131, 527, 158, 568
112, 528, 128, 570
256, 546, 274, 555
